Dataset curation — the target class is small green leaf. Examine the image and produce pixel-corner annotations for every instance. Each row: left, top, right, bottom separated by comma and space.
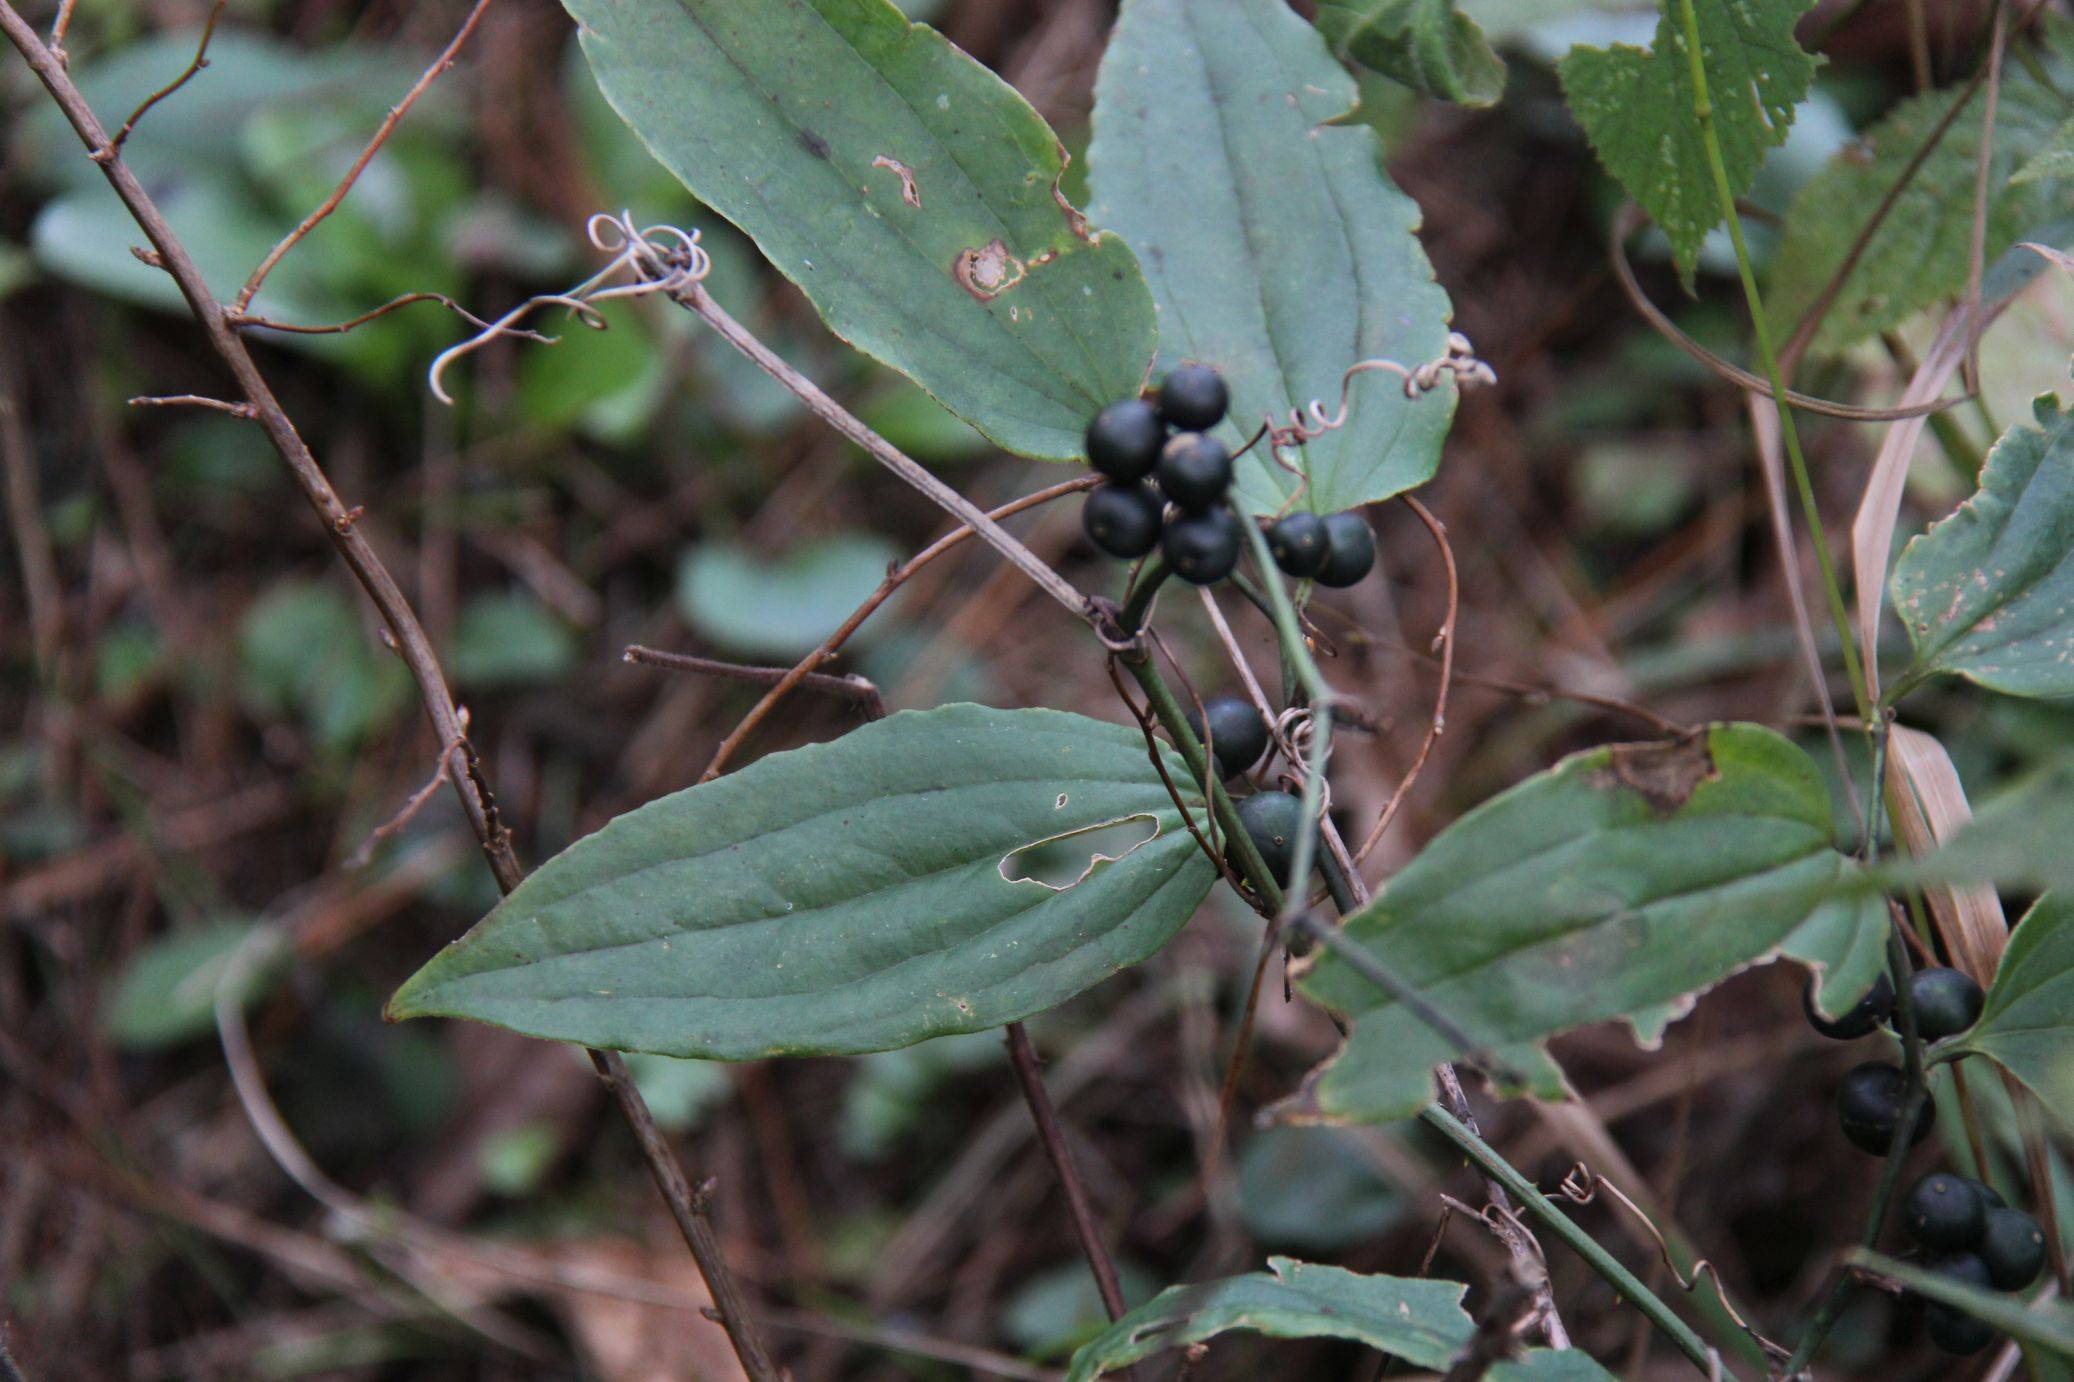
1488, 1354, 1620, 1381
104, 923, 285, 1050
1890, 390, 2074, 701
238, 581, 410, 755
1313, 0, 1506, 107
1292, 725, 1852, 1124
1768, 32, 2074, 355
451, 594, 579, 691
1088, 0, 1456, 515
565, 0, 1157, 462
1785, 885, 1891, 1020
1558, 0, 1819, 284
676, 534, 899, 661
1236, 1126, 1406, 1250
1851, 1250, 2074, 1357
389, 705, 1217, 1058
1954, 894, 2074, 1125
2016, 114, 2074, 187
1062, 1257, 1473, 1381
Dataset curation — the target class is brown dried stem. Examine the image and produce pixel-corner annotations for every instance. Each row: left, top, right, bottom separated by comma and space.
626, 646, 884, 715
1354, 495, 1458, 869
0, 12, 778, 1376
104, 0, 227, 153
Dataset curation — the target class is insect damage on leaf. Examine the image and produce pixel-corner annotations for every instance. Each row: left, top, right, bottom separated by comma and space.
953, 237, 1028, 300
1591, 733, 1717, 816
998, 813, 1163, 891
870, 154, 921, 207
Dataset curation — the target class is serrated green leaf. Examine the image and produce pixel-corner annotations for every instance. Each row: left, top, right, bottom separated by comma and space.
1768, 32, 2074, 355
565, 0, 1156, 462
1291, 725, 1851, 1124
1851, 1250, 2074, 1357
1062, 1257, 1473, 1381
1314, 0, 1506, 106
1890, 390, 2074, 701
1955, 894, 2074, 1126
1558, 0, 1819, 284
389, 705, 1216, 1057
1088, 0, 1457, 515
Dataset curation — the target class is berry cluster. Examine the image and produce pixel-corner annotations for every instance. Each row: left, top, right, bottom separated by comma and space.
1808, 965, 2036, 1354
1898, 1171, 2046, 1354
1810, 965, 1984, 1153
1081, 365, 1377, 589
1181, 694, 1316, 891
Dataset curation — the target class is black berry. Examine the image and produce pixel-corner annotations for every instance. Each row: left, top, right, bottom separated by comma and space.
1266, 512, 1330, 579
1082, 482, 1164, 559
1163, 507, 1242, 585
1976, 1180, 2007, 1210
1157, 433, 1234, 512
1230, 790, 1313, 888
1908, 967, 1985, 1040
1836, 1061, 1934, 1155
1803, 972, 1893, 1040
1979, 1206, 2047, 1290
1158, 363, 1228, 432
1902, 1173, 1987, 1252
1086, 398, 1163, 482
1315, 511, 1377, 588
1184, 695, 1270, 781
1922, 1255, 1997, 1355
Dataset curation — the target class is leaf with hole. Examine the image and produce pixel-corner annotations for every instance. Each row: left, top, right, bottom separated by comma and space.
1890, 390, 2074, 702
1312, 0, 1506, 107
1088, 0, 1456, 515
1287, 725, 1856, 1125
564, 0, 1156, 462
1952, 894, 2074, 1126
1558, 0, 1819, 286
388, 705, 1217, 1057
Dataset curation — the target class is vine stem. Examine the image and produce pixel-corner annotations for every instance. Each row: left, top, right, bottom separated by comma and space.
1423, 1107, 1730, 1379
0, 11, 780, 1376
1670, 0, 1870, 727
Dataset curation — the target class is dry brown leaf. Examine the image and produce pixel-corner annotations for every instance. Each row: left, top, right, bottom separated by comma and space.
1885, 725, 2009, 982
544, 1239, 746, 1382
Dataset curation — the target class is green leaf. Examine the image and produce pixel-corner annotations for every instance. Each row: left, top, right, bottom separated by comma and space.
676, 533, 900, 661
1851, 1250, 2074, 1358
1558, 0, 1819, 284
1291, 725, 1852, 1124
1236, 1126, 1406, 1251
1088, 0, 1457, 515
1768, 32, 2074, 355
1784, 886, 1891, 1020
451, 594, 579, 691
564, 0, 1157, 462
1954, 894, 2074, 1126
1313, 0, 1506, 107
238, 581, 410, 755
1890, 390, 2074, 701
1062, 1257, 1473, 1381
2017, 114, 2074, 187
104, 922, 285, 1050
1488, 1354, 1620, 1381
389, 705, 1217, 1057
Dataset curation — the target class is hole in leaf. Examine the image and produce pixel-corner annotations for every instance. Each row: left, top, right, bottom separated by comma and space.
998, 814, 1160, 891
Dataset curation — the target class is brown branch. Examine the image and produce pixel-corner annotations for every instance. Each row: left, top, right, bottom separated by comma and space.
625, 646, 884, 716
127, 393, 256, 416
699, 475, 1097, 780
0, 12, 779, 1376
1354, 496, 1459, 869
232, 0, 493, 313
103, 0, 227, 154
0, 334, 61, 675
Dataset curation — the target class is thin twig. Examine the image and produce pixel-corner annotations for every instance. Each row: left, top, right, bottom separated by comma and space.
230, 291, 545, 338
1354, 496, 1458, 868
127, 393, 255, 416
699, 476, 1096, 779
626, 646, 884, 716
104, 0, 228, 154
0, 14, 780, 1375
232, 0, 493, 313
1962, 0, 2010, 392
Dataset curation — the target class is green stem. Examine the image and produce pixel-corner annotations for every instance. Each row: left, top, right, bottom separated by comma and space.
1235, 517, 1333, 915
1423, 1105, 1732, 1379
1672, 0, 1870, 727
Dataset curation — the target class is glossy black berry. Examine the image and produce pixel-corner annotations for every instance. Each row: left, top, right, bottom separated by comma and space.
1266, 512, 1330, 579
1836, 1060, 1934, 1155
1082, 482, 1164, 559
1903, 1173, 1987, 1252
1315, 511, 1377, 588
1163, 506, 1242, 585
1157, 433, 1234, 512
1158, 363, 1228, 431
1086, 398, 1164, 482
1185, 695, 1270, 781
1976, 1180, 2007, 1210
1922, 1255, 1997, 1355
1909, 967, 1986, 1040
1803, 972, 1893, 1040
1230, 790, 1313, 888
1979, 1206, 2047, 1290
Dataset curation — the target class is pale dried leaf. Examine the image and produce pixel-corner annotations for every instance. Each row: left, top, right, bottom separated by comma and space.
1884, 725, 2008, 983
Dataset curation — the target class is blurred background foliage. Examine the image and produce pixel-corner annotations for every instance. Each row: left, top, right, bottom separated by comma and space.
2, 0, 2071, 1377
